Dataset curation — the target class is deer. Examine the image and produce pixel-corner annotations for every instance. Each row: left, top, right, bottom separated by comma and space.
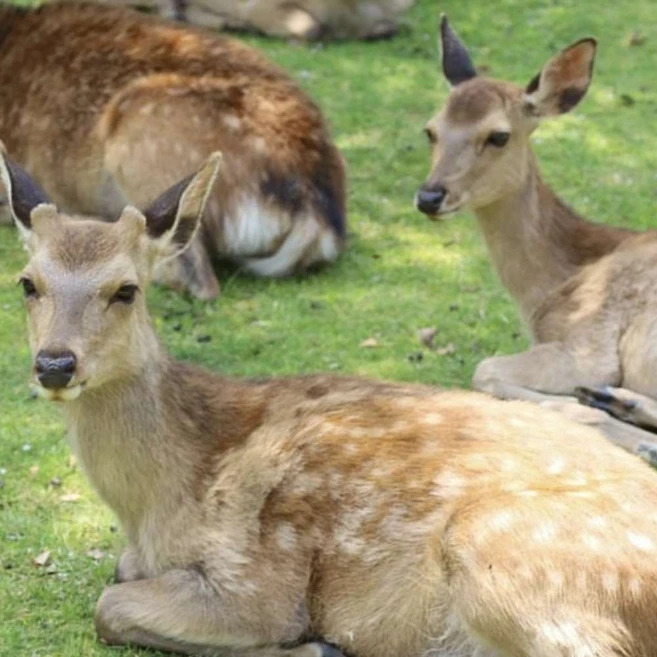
71, 0, 415, 41
416, 16, 657, 464
0, 2, 346, 300
8, 145, 657, 657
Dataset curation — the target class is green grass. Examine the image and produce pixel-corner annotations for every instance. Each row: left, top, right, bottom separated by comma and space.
2, 0, 657, 653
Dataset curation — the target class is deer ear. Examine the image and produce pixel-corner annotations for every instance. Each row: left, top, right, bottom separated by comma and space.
144, 151, 222, 260
0, 143, 51, 244
523, 38, 597, 118
439, 15, 477, 86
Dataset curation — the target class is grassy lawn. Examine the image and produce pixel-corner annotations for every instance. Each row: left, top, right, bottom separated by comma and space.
2, 0, 657, 653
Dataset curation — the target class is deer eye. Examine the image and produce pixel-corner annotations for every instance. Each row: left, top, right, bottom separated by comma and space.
486, 131, 510, 148
110, 284, 139, 305
19, 276, 38, 299
424, 127, 437, 145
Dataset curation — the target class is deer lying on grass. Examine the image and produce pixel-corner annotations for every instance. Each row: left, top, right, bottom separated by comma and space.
8, 147, 657, 657
416, 17, 657, 461
0, 2, 346, 300
74, 0, 415, 41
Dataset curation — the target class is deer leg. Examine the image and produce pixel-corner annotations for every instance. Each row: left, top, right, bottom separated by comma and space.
96, 567, 328, 656
575, 386, 657, 430
114, 546, 145, 584
473, 344, 657, 464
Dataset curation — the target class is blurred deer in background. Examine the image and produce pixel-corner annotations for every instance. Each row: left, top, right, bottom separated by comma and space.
416, 16, 657, 462
0, 2, 346, 299
7, 145, 657, 657
68, 0, 416, 41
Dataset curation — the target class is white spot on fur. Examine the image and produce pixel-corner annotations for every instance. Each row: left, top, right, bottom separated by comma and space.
628, 532, 655, 552
547, 458, 566, 475
582, 534, 602, 552
489, 510, 514, 531
275, 523, 298, 551
602, 570, 619, 593
566, 490, 594, 498
532, 523, 556, 543
588, 516, 607, 529
500, 457, 518, 472
348, 426, 367, 439
251, 137, 267, 153
538, 620, 598, 656
432, 471, 466, 499
423, 412, 443, 426
293, 473, 322, 495
223, 115, 242, 131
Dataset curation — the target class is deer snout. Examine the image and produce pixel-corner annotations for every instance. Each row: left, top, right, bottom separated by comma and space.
35, 349, 77, 389
415, 186, 447, 216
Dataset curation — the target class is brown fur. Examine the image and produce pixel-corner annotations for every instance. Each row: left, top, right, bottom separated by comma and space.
418, 18, 657, 458
0, 2, 346, 299
8, 149, 657, 657
66, 0, 415, 41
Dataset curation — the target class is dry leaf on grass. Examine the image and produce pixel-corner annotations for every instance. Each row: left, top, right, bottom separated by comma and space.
418, 328, 437, 349
60, 493, 81, 503
33, 550, 51, 567
360, 337, 379, 348
436, 343, 456, 356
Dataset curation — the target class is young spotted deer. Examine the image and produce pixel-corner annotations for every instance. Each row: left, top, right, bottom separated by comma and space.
0, 2, 345, 300
416, 17, 657, 460
8, 148, 657, 657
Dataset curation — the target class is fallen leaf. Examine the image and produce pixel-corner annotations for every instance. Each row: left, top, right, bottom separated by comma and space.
436, 343, 456, 356
29, 465, 40, 477
360, 337, 379, 348
417, 328, 437, 349
33, 550, 51, 567
44, 563, 58, 575
87, 548, 106, 562
60, 493, 81, 503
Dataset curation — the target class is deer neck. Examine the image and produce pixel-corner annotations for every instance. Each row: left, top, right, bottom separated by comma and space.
472, 153, 629, 331
61, 341, 184, 543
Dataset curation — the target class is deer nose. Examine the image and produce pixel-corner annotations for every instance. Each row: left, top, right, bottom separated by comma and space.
35, 350, 77, 389
416, 187, 447, 215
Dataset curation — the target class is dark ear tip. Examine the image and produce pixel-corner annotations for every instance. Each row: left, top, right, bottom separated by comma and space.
570, 37, 597, 52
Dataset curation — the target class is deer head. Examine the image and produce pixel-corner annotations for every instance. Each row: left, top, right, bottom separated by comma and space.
415, 16, 596, 218
3, 147, 222, 401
